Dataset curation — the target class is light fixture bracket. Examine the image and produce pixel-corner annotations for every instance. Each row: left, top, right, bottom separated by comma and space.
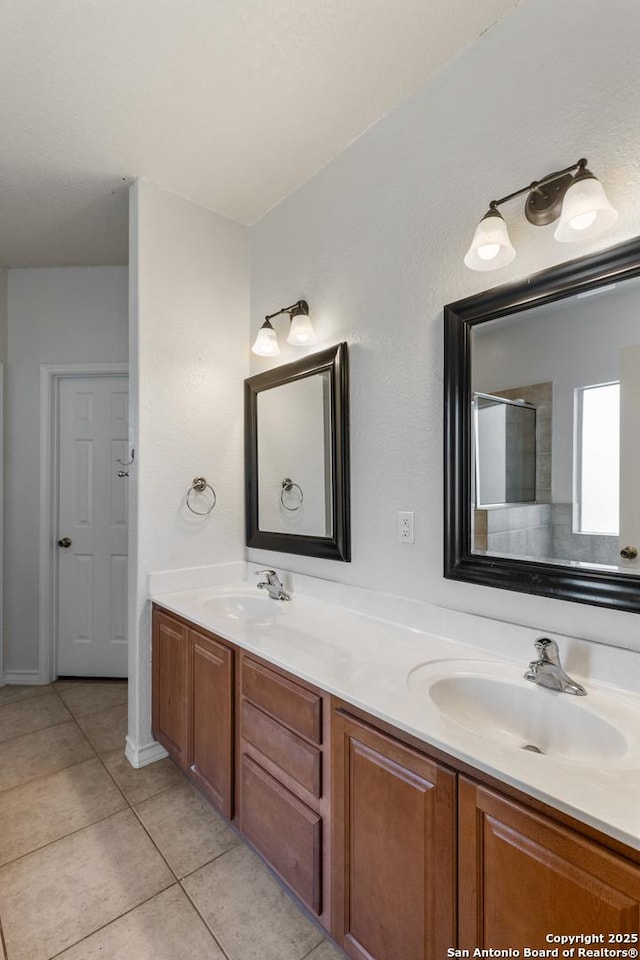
264, 299, 309, 323
524, 172, 574, 226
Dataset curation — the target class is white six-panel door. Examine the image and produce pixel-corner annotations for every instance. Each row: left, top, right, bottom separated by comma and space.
56, 375, 129, 677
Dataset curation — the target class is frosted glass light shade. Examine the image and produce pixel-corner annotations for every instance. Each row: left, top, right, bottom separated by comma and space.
464, 210, 516, 271
554, 174, 618, 242
287, 312, 315, 345
251, 323, 280, 357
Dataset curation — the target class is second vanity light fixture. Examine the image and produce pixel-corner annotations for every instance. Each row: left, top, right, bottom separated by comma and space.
464, 158, 618, 272
251, 299, 314, 357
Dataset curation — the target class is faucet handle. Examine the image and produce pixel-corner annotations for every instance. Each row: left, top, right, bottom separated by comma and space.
533, 636, 560, 663
254, 569, 276, 578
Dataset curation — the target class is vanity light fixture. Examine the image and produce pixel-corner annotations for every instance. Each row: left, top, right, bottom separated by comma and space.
251, 299, 314, 356
464, 158, 618, 272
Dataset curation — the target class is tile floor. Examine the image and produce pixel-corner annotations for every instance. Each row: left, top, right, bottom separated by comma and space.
0, 681, 343, 960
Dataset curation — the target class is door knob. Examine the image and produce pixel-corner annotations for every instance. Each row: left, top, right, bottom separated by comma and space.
620, 545, 638, 560
57, 537, 72, 548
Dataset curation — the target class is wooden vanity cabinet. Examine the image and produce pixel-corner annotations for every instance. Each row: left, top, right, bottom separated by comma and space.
189, 628, 234, 816
237, 653, 331, 927
331, 709, 456, 960
152, 604, 640, 959
458, 777, 640, 948
152, 607, 234, 817
152, 609, 190, 770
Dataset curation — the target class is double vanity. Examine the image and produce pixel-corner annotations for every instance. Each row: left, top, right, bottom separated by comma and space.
151, 574, 640, 960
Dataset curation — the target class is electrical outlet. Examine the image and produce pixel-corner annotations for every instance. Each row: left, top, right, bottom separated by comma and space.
398, 511, 414, 543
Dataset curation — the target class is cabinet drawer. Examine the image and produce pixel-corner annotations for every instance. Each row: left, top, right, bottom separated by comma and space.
242, 658, 322, 744
241, 699, 321, 798
240, 754, 322, 914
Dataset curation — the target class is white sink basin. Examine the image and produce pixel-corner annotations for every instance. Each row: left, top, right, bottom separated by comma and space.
407, 659, 638, 765
201, 593, 288, 622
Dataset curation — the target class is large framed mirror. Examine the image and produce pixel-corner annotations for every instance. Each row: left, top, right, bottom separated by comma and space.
245, 342, 350, 560
445, 236, 640, 613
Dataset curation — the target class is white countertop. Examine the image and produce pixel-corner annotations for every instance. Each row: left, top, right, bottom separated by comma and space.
151, 579, 640, 852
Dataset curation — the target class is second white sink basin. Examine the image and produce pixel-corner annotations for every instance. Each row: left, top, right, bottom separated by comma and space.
407, 659, 638, 765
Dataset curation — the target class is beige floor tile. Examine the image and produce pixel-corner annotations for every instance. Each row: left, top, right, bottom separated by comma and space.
57, 884, 225, 960
135, 780, 239, 878
76, 703, 128, 756
304, 939, 347, 960
183, 845, 323, 960
54, 681, 128, 718
0, 757, 127, 866
0, 684, 54, 706
102, 748, 185, 804
0, 721, 94, 794
0, 692, 71, 743
0, 809, 173, 960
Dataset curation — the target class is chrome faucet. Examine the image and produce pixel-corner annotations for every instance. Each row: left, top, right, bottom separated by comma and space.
255, 569, 291, 601
524, 637, 586, 696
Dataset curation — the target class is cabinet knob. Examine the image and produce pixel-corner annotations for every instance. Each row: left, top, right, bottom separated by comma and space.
57, 537, 72, 548
620, 545, 638, 560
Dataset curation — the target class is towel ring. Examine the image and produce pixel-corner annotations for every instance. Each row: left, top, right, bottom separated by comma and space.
186, 477, 216, 516
280, 478, 303, 512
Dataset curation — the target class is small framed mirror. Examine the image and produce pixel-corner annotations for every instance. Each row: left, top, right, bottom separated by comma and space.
245, 342, 350, 560
444, 236, 640, 613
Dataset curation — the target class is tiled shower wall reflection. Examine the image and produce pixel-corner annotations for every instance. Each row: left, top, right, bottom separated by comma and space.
474, 503, 617, 565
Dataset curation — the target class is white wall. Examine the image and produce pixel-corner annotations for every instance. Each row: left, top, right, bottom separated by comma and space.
249, 0, 640, 651
127, 180, 249, 765
4, 267, 128, 679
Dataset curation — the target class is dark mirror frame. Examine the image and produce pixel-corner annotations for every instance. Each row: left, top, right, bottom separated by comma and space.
245, 341, 350, 561
444, 235, 640, 613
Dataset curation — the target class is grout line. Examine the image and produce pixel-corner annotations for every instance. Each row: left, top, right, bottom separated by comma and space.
178, 877, 233, 960
124, 787, 235, 960
0, 710, 80, 746
0, 804, 131, 871
0, 912, 8, 960
300, 944, 323, 960
0, 749, 99, 800
46, 881, 179, 960
97, 751, 185, 809
178, 841, 242, 882
0, 689, 52, 710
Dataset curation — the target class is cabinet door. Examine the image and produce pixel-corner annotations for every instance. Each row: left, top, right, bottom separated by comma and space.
459, 777, 640, 949
152, 610, 190, 769
189, 630, 233, 817
189, 629, 234, 817
332, 711, 456, 960
240, 754, 322, 914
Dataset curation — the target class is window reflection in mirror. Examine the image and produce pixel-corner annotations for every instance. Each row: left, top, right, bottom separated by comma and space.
470, 278, 640, 574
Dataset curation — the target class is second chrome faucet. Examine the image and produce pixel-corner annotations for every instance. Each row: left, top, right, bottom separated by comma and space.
524, 637, 586, 696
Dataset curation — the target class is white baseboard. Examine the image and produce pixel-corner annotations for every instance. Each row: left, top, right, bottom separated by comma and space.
124, 734, 169, 769
2, 670, 45, 686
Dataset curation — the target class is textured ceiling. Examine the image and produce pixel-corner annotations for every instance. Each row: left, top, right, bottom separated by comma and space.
0, 0, 519, 266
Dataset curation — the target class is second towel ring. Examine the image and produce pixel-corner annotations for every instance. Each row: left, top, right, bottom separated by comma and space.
187, 477, 217, 516
280, 478, 303, 512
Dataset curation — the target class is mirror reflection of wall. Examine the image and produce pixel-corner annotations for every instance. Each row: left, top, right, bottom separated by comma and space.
470, 278, 640, 574
257, 372, 332, 537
